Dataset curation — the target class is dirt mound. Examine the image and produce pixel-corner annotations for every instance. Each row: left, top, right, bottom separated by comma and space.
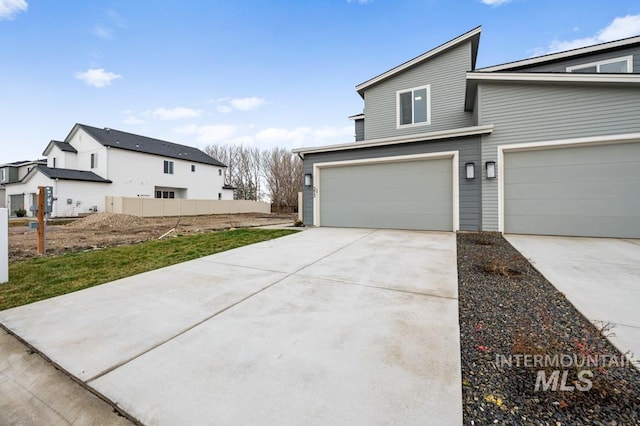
66, 213, 149, 230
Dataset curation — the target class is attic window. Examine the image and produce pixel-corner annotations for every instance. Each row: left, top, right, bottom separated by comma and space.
90, 153, 97, 169
567, 55, 633, 73
397, 85, 431, 128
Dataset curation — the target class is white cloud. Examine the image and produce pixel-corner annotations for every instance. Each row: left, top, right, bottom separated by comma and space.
175, 124, 238, 143
255, 125, 353, 146
213, 96, 266, 113
230, 96, 265, 111
196, 125, 237, 143
542, 14, 640, 54
74, 68, 122, 88
152, 107, 202, 120
0, 0, 27, 20
92, 24, 113, 40
480, 0, 511, 6
123, 115, 144, 125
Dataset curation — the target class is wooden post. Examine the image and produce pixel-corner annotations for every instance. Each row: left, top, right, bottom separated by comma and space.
37, 186, 45, 256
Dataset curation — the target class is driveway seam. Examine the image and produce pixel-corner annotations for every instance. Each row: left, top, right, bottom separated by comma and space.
86, 229, 379, 384
293, 273, 458, 301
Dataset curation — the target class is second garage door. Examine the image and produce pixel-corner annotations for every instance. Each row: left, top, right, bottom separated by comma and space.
318, 158, 453, 231
504, 142, 640, 238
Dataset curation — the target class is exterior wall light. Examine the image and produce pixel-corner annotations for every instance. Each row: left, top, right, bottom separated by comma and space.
465, 162, 475, 179
304, 173, 313, 187
486, 161, 496, 179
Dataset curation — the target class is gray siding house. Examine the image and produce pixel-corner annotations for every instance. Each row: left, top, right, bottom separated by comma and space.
293, 27, 640, 238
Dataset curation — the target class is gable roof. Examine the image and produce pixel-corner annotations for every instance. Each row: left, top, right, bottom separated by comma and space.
355, 26, 481, 97
33, 165, 112, 183
42, 140, 77, 156
69, 124, 226, 167
477, 34, 640, 72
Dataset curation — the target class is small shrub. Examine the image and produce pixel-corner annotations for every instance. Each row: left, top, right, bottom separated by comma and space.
294, 219, 304, 227
14, 208, 27, 217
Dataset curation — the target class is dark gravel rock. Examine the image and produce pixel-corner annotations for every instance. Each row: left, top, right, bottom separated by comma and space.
457, 232, 640, 425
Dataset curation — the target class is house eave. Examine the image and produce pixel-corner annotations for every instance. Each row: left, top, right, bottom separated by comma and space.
466, 71, 640, 84
477, 34, 640, 72
355, 26, 482, 97
293, 125, 493, 157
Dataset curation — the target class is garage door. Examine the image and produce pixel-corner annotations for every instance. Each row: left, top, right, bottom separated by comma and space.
318, 158, 453, 230
504, 142, 640, 238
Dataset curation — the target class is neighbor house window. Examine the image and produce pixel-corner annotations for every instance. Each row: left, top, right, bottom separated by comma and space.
0, 169, 5, 182
191, 164, 196, 172
155, 191, 175, 199
218, 193, 222, 200
90, 153, 97, 169
52, 158, 56, 168
567, 55, 633, 73
218, 169, 222, 176
397, 85, 430, 127
163, 160, 174, 174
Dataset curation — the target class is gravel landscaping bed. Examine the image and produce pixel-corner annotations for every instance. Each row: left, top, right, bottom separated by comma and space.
458, 232, 640, 425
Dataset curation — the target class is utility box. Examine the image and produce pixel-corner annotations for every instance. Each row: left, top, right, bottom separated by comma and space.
44, 186, 54, 213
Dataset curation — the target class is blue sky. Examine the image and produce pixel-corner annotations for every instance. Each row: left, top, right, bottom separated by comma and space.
2, 0, 640, 163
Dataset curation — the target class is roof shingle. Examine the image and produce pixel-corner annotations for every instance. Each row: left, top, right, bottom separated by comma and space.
77, 124, 226, 167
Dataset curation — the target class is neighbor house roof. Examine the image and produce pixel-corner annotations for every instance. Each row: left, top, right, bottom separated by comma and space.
33, 165, 112, 183
69, 124, 226, 167
42, 140, 78, 156
476, 34, 640, 72
355, 26, 481, 97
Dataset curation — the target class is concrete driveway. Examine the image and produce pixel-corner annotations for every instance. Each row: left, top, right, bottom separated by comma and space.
0, 228, 461, 425
506, 235, 640, 368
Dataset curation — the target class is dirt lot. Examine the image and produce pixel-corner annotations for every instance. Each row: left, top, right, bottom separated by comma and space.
8, 213, 297, 263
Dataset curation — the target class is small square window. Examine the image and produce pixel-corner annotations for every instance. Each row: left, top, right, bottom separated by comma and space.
191, 165, 196, 172
218, 169, 222, 176
164, 160, 174, 174
397, 85, 430, 128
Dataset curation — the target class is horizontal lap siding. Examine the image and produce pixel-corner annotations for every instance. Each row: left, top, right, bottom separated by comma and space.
302, 137, 481, 231
478, 83, 640, 231
364, 43, 473, 140
518, 47, 639, 72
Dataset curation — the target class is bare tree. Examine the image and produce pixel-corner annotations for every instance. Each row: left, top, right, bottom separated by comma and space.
205, 144, 263, 200
262, 147, 302, 211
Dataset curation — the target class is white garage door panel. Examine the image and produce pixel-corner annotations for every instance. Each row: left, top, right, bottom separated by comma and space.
504, 142, 640, 238
319, 159, 453, 231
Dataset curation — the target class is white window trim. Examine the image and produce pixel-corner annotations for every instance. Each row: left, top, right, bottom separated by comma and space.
312, 151, 459, 231
396, 84, 431, 129
566, 55, 633, 73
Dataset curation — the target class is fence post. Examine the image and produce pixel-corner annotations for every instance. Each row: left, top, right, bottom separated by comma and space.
1, 208, 8, 284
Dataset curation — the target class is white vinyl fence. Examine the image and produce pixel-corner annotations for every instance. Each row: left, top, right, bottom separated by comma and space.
105, 197, 271, 217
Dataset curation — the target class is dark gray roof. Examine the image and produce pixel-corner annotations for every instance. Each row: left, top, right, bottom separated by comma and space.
36, 165, 112, 183
51, 140, 77, 153
76, 124, 226, 167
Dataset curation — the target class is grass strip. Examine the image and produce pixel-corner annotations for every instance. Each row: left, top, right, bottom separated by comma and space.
1, 228, 298, 311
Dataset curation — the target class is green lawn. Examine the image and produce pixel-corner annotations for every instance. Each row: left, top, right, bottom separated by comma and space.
0, 228, 298, 311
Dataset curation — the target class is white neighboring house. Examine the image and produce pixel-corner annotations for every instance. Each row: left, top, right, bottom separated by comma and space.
2, 123, 234, 217
0, 159, 47, 212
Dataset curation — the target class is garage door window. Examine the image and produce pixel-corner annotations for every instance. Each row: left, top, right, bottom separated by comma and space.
397, 85, 430, 128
